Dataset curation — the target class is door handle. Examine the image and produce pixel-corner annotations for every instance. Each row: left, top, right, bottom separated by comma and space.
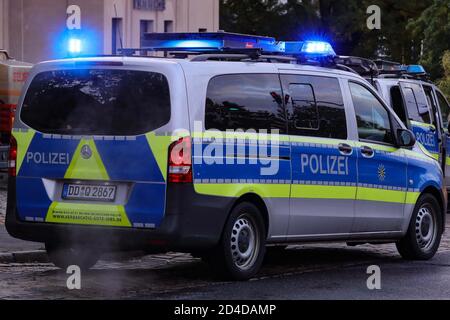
338, 143, 353, 155
361, 146, 375, 158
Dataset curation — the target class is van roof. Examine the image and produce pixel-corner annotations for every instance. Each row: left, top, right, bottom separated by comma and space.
32, 55, 366, 81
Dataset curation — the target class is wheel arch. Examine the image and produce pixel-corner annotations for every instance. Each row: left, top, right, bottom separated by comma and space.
229, 193, 270, 237
421, 186, 446, 233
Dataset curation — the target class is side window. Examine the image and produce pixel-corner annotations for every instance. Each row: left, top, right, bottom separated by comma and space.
205, 74, 287, 133
289, 83, 319, 130
423, 86, 437, 125
281, 75, 347, 139
402, 84, 431, 124
436, 91, 450, 126
390, 86, 408, 124
349, 82, 394, 145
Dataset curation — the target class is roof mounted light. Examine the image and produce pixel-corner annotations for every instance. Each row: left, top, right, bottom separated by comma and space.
285, 40, 336, 58
302, 41, 336, 56
405, 65, 426, 74
141, 32, 284, 53
68, 38, 82, 55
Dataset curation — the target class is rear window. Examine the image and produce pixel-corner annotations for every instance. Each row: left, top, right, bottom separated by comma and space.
21, 69, 171, 136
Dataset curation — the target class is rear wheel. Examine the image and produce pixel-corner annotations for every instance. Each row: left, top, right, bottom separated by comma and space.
396, 194, 442, 260
46, 243, 101, 270
207, 202, 266, 281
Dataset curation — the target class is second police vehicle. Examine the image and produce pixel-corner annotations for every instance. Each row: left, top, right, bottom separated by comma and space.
337, 57, 450, 193
5, 32, 447, 280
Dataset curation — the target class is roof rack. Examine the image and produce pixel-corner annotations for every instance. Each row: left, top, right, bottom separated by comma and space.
373, 59, 431, 81
335, 56, 379, 75
117, 32, 338, 67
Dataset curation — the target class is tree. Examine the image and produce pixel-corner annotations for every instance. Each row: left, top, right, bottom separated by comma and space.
408, 0, 450, 79
220, 0, 444, 78
439, 51, 450, 100
220, 0, 286, 38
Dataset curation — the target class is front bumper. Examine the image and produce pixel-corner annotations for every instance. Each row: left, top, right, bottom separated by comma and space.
6, 178, 235, 252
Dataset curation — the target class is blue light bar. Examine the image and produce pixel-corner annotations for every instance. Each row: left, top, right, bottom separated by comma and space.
141, 32, 284, 53
406, 65, 426, 74
285, 40, 336, 57
137, 32, 337, 60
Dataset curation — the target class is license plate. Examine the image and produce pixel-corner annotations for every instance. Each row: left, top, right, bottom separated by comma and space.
62, 183, 117, 202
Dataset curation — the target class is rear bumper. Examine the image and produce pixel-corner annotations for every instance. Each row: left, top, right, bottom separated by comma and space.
6, 178, 235, 252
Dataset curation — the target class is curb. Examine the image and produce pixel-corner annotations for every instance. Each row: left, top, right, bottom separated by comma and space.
0, 250, 49, 264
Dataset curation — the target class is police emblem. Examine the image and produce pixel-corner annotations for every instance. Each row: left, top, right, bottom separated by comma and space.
377, 164, 386, 182
80, 145, 92, 160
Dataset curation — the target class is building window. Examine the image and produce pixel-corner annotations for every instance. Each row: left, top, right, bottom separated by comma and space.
112, 18, 123, 54
164, 20, 173, 33
134, 0, 166, 11
140, 20, 154, 46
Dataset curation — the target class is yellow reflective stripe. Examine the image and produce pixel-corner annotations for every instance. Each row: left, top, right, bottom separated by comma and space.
195, 183, 420, 205
192, 132, 291, 143
405, 192, 421, 205
357, 188, 406, 204
289, 136, 344, 146
411, 121, 435, 130
46, 202, 131, 227
291, 185, 356, 199
145, 133, 173, 181
12, 129, 36, 173
430, 153, 440, 160
65, 139, 109, 180
404, 147, 435, 162
446, 157, 450, 166
194, 184, 290, 198
354, 141, 398, 153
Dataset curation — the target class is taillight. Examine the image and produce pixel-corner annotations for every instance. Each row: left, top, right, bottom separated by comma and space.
9, 136, 17, 177
168, 137, 192, 183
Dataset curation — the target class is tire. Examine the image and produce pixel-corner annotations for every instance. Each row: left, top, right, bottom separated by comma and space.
396, 194, 443, 260
45, 243, 101, 270
207, 202, 266, 281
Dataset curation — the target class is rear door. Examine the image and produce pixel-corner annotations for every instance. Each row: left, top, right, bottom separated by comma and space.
399, 81, 440, 160
13, 64, 179, 229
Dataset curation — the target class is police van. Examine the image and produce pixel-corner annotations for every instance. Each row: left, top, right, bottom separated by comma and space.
372, 61, 450, 190
5, 32, 447, 280
337, 57, 450, 192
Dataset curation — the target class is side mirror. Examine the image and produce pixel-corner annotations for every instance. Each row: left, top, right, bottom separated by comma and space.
397, 129, 416, 148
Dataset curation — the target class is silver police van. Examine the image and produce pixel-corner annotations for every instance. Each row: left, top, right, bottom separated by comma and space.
6, 33, 447, 280
373, 61, 450, 190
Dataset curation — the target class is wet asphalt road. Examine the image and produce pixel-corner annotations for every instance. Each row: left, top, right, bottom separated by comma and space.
1, 244, 450, 300
166, 251, 450, 300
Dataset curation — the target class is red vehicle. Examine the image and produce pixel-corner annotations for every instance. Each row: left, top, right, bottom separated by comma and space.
0, 50, 33, 181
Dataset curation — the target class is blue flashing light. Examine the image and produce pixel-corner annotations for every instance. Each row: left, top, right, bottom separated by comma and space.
141, 32, 284, 53
285, 40, 336, 57
145, 39, 224, 51
302, 41, 336, 56
406, 65, 426, 74
68, 38, 82, 54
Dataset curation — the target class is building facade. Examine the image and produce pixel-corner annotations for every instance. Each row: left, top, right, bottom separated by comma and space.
0, 0, 220, 63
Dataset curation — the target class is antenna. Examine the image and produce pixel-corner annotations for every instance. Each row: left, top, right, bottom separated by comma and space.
114, 4, 124, 53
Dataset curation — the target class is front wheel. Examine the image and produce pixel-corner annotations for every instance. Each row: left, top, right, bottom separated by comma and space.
208, 202, 266, 281
46, 243, 101, 270
396, 194, 443, 260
